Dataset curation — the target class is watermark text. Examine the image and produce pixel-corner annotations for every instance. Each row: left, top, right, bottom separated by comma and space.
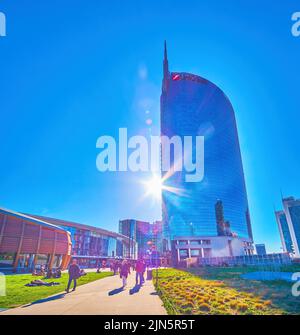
96, 128, 204, 182
291, 12, 300, 37
0, 12, 6, 37
0, 272, 6, 296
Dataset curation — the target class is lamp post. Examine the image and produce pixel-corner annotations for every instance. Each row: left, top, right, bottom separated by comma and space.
152, 226, 159, 287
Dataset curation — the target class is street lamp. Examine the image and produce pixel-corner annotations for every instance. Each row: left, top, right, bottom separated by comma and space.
152, 226, 159, 287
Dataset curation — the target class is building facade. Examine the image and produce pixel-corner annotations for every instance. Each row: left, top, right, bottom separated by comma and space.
119, 219, 163, 259
30, 214, 135, 267
118, 219, 139, 259
275, 210, 294, 254
275, 196, 300, 257
150, 221, 163, 255
282, 197, 300, 257
0, 208, 71, 272
160, 43, 253, 263
255, 244, 267, 255
172, 236, 253, 264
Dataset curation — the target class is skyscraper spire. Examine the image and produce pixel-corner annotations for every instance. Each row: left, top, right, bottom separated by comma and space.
164, 40, 168, 61
163, 40, 169, 76
162, 40, 169, 92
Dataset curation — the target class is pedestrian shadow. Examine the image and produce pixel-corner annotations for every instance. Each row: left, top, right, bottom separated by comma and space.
129, 284, 141, 295
22, 293, 66, 308
108, 287, 124, 296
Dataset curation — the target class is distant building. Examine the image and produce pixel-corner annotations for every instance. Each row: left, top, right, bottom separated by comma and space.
275, 210, 294, 254
255, 244, 267, 255
151, 221, 163, 252
136, 220, 151, 258
119, 219, 163, 258
282, 197, 300, 257
29, 214, 134, 267
118, 219, 138, 259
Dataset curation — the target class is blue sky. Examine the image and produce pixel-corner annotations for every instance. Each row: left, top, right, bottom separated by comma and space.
0, 0, 299, 252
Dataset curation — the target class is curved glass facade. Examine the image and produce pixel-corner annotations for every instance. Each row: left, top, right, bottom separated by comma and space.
161, 69, 252, 245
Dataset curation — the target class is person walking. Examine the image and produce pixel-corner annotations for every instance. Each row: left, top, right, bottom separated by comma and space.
120, 260, 130, 288
66, 259, 81, 293
135, 258, 145, 285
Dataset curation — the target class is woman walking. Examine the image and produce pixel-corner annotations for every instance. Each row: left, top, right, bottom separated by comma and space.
120, 260, 130, 288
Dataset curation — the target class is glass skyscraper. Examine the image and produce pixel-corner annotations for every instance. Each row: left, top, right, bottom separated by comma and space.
275, 210, 293, 254
119, 219, 163, 258
281, 197, 300, 256
160, 43, 253, 260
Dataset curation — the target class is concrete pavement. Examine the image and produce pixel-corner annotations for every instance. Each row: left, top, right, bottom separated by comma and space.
1, 272, 167, 315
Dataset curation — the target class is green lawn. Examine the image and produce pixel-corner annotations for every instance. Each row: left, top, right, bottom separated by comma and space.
154, 267, 300, 315
0, 271, 113, 309
190, 266, 300, 314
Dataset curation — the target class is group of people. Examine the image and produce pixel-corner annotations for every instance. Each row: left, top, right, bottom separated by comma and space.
118, 258, 146, 288
110, 260, 130, 275
32, 265, 61, 279
65, 257, 148, 293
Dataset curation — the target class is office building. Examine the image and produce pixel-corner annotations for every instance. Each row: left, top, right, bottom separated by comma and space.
276, 197, 300, 257
255, 244, 267, 255
160, 42, 253, 263
275, 210, 294, 254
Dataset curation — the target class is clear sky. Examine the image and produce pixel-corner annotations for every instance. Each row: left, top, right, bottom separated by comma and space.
0, 1, 299, 252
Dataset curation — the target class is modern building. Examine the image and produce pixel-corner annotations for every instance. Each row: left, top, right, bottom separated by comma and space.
119, 219, 163, 259
118, 219, 139, 259
0, 207, 72, 272
275, 196, 300, 257
160, 42, 253, 264
150, 221, 163, 254
255, 244, 267, 256
275, 210, 294, 254
282, 197, 300, 257
136, 220, 151, 258
30, 214, 136, 267
172, 236, 253, 265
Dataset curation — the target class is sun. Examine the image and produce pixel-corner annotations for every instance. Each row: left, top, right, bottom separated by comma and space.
144, 175, 163, 199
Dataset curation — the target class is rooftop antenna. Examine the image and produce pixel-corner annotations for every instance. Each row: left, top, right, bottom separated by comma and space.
162, 40, 169, 92
280, 189, 284, 201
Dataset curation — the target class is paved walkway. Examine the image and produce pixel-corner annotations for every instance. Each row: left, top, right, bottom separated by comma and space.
1, 272, 167, 315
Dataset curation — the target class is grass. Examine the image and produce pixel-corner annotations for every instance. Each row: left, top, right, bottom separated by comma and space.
0, 271, 113, 309
190, 266, 300, 314
154, 267, 300, 315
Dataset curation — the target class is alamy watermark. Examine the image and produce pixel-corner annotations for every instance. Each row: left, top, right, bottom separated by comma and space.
0, 12, 6, 37
96, 128, 204, 182
291, 12, 300, 37
0, 272, 6, 296
291, 272, 300, 297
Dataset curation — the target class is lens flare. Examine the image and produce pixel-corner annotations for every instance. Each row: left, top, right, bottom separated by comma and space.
144, 175, 163, 199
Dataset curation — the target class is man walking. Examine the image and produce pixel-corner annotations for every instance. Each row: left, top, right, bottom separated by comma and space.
66, 259, 80, 293
135, 258, 145, 285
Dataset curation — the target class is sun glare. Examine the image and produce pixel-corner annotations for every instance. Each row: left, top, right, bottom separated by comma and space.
145, 175, 163, 199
